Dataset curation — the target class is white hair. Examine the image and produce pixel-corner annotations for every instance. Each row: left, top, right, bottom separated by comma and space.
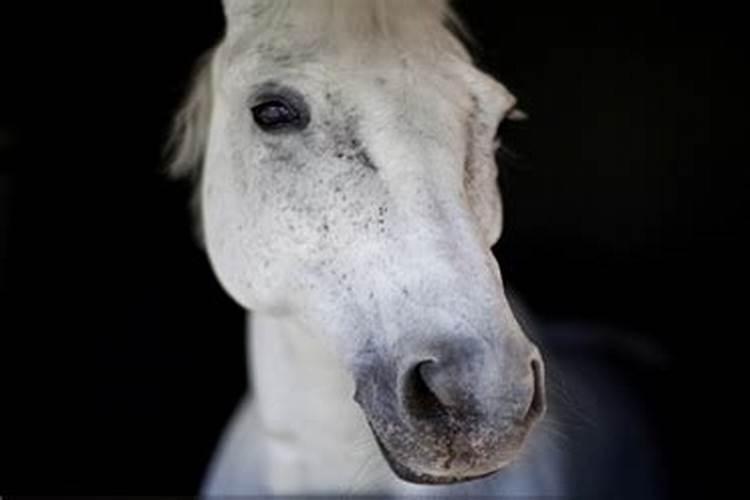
166, 0, 471, 182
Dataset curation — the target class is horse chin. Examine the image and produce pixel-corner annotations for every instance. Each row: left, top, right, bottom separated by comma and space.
366, 420, 506, 485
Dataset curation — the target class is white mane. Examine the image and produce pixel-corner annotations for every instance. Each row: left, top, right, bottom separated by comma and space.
167, 0, 470, 182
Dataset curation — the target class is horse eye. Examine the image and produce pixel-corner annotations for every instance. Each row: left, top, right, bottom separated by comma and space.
252, 99, 299, 130
494, 108, 530, 165
250, 91, 310, 133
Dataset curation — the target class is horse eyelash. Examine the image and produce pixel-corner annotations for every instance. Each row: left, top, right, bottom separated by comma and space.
507, 107, 529, 121
495, 107, 530, 168
493, 105, 527, 142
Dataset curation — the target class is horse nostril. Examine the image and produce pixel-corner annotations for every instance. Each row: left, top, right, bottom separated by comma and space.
400, 349, 546, 427
524, 358, 546, 424
402, 360, 448, 421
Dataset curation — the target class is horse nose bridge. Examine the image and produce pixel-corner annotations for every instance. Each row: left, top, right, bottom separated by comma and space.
374, 235, 513, 347
389, 167, 487, 247
389, 218, 501, 297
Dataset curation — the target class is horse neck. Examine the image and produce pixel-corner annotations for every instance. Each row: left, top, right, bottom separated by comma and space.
247, 311, 394, 492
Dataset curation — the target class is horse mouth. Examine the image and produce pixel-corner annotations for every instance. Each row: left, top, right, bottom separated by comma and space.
366, 420, 503, 485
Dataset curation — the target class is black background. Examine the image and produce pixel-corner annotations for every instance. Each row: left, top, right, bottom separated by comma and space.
1, 0, 744, 496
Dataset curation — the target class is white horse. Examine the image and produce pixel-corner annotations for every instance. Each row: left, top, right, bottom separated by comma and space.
169, 0, 576, 495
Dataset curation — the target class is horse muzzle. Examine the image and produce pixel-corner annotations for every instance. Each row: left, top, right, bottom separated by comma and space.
352, 335, 546, 484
